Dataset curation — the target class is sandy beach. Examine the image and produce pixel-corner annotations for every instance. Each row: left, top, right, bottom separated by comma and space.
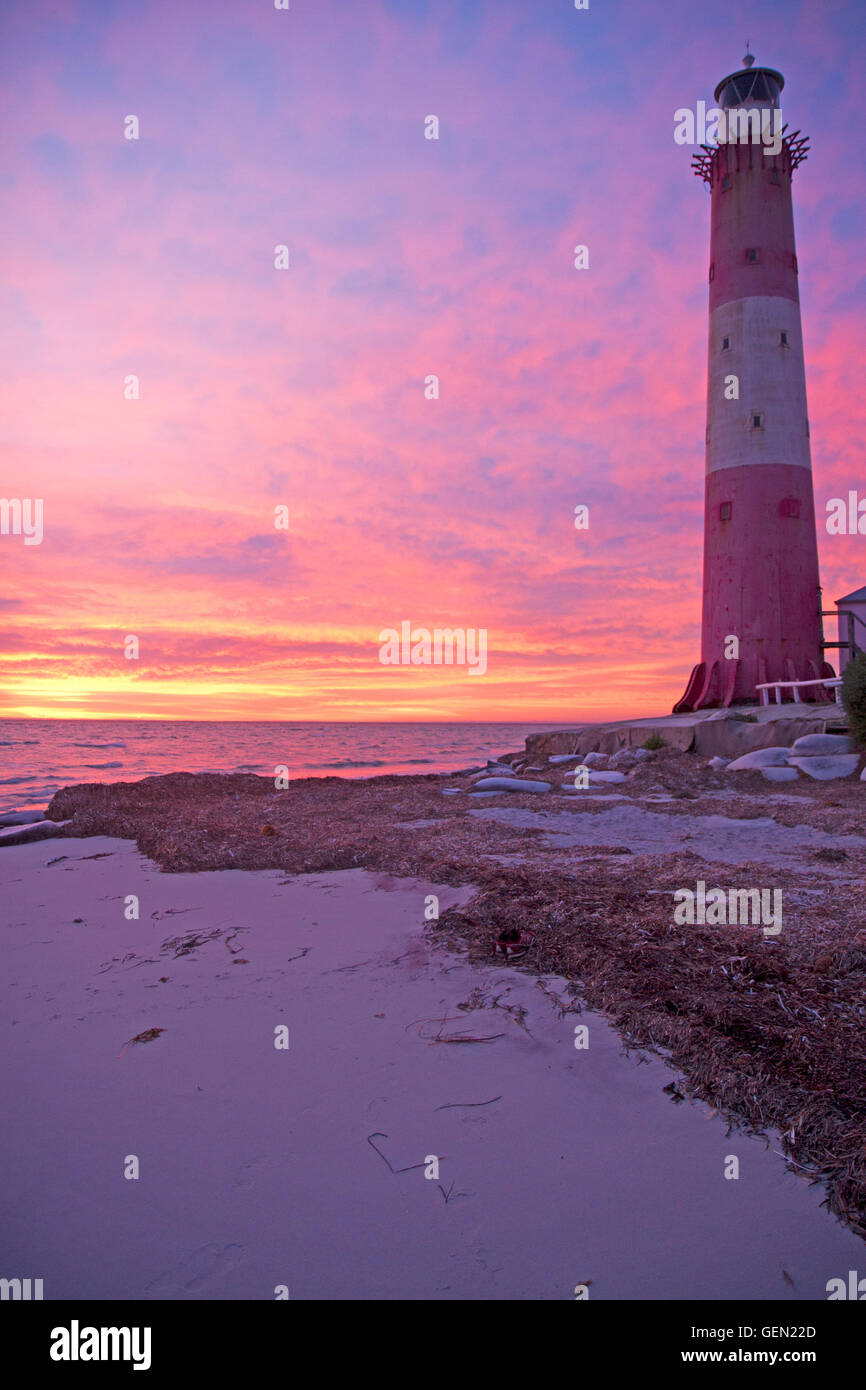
3, 744, 866, 1300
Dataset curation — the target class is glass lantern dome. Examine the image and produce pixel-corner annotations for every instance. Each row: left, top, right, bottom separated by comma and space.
714, 52, 784, 110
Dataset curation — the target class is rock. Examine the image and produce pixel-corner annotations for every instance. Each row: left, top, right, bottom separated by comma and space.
762, 766, 800, 782
470, 777, 551, 794
708, 756, 730, 770
611, 747, 653, 767
442, 788, 461, 796
787, 755, 860, 781
725, 747, 791, 771
548, 754, 582, 765
470, 767, 517, 783
523, 765, 545, 772
0, 810, 46, 826
791, 733, 854, 756
553, 751, 608, 770
562, 770, 627, 789
0, 819, 69, 847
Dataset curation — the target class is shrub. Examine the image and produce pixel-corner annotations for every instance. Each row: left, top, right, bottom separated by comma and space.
841, 652, 866, 747
642, 732, 666, 750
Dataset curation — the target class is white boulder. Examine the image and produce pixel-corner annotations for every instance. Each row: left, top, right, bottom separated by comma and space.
708, 756, 730, 770
470, 777, 551, 794
787, 755, 860, 781
562, 769, 627, 789
791, 733, 854, 756
725, 747, 791, 771
471, 766, 517, 782
762, 766, 800, 782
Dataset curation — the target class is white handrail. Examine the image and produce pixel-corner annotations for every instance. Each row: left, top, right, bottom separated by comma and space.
755, 677, 842, 706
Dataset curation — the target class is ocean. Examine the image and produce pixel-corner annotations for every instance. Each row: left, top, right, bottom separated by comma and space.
0, 719, 566, 814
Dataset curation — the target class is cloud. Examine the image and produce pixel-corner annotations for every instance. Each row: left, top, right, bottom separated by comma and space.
1, 0, 862, 719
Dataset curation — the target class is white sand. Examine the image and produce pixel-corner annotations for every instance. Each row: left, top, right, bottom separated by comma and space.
2, 837, 862, 1300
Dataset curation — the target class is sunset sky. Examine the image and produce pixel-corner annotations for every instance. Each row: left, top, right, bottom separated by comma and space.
2, 0, 865, 722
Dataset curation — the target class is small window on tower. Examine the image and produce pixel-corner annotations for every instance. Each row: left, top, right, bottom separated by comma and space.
720, 502, 732, 522
709, 262, 715, 282
791, 253, 799, 273
805, 417, 810, 437
752, 413, 764, 429
722, 336, 731, 350
769, 168, 780, 185
722, 175, 732, 191
780, 331, 789, 346
746, 248, 760, 264
779, 498, 801, 519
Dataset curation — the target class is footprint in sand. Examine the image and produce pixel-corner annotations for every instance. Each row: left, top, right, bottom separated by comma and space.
233, 1155, 275, 1191
145, 1243, 245, 1297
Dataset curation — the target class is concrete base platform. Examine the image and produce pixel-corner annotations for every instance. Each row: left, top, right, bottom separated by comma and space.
524, 705, 850, 762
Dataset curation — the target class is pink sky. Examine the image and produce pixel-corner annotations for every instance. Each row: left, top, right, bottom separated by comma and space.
1, 0, 865, 721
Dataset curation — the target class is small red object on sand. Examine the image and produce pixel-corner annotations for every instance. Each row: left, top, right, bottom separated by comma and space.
493, 928, 535, 960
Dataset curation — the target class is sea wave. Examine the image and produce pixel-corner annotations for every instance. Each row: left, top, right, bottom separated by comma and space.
82, 761, 124, 770
71, 741, 127, 749
314, 759, 387, 769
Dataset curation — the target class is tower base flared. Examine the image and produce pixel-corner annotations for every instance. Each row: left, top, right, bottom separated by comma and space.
673, 658, 837, 713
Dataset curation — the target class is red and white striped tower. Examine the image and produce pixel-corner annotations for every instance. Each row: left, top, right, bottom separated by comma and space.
675, 53, 834, 712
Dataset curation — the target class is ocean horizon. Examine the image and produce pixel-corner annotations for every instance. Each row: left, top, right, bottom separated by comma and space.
0, 717, 567, 813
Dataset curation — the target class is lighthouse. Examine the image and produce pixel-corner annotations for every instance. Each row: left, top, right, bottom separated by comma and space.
675, 53, 835, 712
